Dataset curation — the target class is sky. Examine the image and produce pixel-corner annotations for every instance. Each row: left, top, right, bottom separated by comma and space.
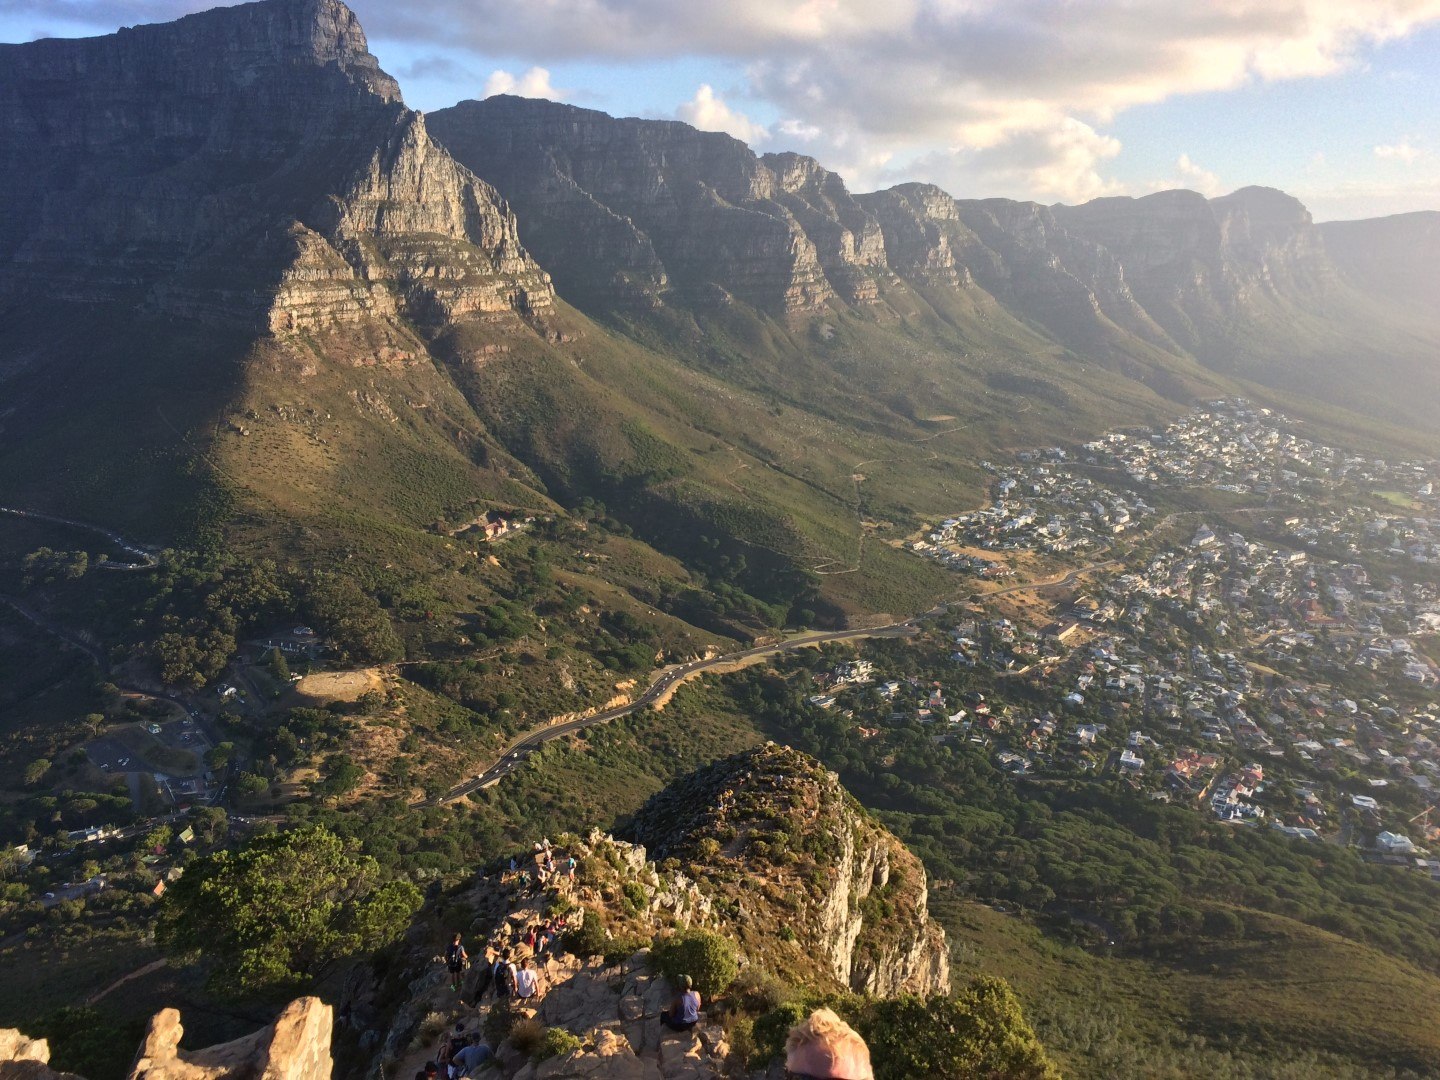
3, 0, 1439, 220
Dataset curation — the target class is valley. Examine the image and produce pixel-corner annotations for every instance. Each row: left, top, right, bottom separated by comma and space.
0, 2, 1437, 1078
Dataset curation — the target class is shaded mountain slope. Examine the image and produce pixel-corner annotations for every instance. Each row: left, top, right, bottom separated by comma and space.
1320, 210, 1440, 312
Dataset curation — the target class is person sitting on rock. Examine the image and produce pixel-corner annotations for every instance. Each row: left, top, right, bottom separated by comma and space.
513, 955, 541, 1001
659, 974, 701, 1032
449, 1035, 494, 1079
784, 1007, 873, 1080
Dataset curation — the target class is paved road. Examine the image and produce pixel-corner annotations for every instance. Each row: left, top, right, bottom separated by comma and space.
425, 622, 923, 806
427, 548, 1140, 803
0, 505, 157, 569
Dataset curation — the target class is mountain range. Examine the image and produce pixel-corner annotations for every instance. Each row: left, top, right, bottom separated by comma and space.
0, 0, 1436, 621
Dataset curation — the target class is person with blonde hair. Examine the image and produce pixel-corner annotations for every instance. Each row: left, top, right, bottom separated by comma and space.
785, 1007, 874, 1080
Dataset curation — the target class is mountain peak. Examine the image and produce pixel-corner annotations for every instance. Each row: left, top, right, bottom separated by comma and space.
2, 0, 401, 104
1211, 185, 1312, 227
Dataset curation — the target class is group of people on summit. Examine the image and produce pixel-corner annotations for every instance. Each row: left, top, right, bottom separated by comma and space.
425, 837, 876, 1079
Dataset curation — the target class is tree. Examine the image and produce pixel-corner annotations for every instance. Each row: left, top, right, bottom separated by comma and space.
315, 754, 364, 802
155, 826, 422, 997
650, 929, 738, 998
204, 742, 236, 770
23, 758, 51, 787
188, 807, 229, 846
234, 772, 270, 799
267, 647, 290, 682
857, 978, 1060, 1080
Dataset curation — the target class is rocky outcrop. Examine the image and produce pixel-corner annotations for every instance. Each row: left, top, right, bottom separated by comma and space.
0, 0, 551, 334
0, 998, 331, 1080
629, 745, 949, 998
760, 153, 888, 304
858, 183, 979, 289
525, 954, 731, 1079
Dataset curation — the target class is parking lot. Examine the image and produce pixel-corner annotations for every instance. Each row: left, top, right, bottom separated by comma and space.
85, 718, 212, 778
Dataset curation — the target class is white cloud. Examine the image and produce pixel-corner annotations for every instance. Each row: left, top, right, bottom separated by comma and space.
775, 118, 823, 142
674, 85, 769, 145
884, 119, 1124, 204
337, 0, 1440, 201
1299, 173, 1440, 220
1374, 139, 1422, 163
1149, 153, 1223, 197
481, 66, 566, 100
15, 0, 1440, 205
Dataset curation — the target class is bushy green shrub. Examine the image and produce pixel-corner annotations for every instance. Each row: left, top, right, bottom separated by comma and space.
482, 1000, 515, 1045
651, 929, 739, 998
748, 978, 1059, 1080
750, 1000, 810, 1066
532, 1027, 582, 1062
728, 968, 790, 1015
564, 908, 609, 957
621, 880, 649, 914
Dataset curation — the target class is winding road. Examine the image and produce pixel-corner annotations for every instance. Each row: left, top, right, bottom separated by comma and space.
424, 621, 923, 805
426, 554, 1123, 805
0, 505, 157, 569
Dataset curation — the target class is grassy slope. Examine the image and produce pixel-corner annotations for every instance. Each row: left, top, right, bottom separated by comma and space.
937, 895, 1440, 1078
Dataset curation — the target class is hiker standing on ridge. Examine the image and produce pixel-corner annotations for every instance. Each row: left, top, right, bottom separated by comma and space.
445, 933, 468, 995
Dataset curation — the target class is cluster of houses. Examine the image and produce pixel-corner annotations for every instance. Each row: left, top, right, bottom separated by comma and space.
1081, 399, 1439, 502
872, 402, 1440, 874
1273, 503, 1440, 570
911, 450, 1153, 567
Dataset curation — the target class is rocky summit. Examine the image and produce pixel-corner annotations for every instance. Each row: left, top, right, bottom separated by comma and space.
628, 745, 949, 998
348, 748, 950, 1080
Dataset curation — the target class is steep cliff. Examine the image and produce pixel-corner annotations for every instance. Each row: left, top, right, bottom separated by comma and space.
1051, 186, 1337, 361
629, 745, 950, 997
429, 97, 890, 316
0, 0, 551, 333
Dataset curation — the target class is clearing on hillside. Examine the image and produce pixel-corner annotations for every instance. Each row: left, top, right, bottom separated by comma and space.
293, 669, 384, 704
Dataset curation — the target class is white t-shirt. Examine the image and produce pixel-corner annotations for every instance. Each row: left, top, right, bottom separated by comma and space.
514, 967, 539, 998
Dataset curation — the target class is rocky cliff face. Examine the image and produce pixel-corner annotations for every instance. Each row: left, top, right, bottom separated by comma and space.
428, 97, 894, 316
0, 998, 331, 1080
0, 0, 551, 334
1052, 186, 1337, 360
629, 744, 949, 998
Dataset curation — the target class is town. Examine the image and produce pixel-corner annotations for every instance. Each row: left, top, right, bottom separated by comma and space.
811, 401, 1440, 875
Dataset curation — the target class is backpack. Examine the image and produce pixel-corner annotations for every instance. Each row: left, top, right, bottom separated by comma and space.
446, 943, 466, 969
496, 962, 516, 996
